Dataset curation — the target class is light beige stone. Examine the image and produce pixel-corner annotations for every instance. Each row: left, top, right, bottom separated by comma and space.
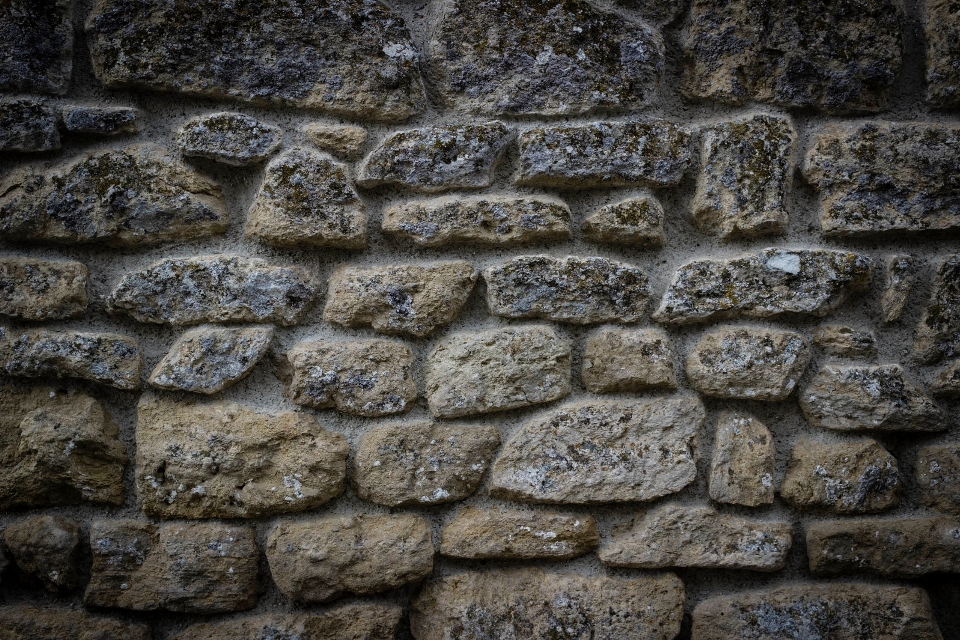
303, 123, 369, 159
440, 507, 598, 560
582, 196, 665, 248
0, 257, 87, 320
581, 326, 677, 393
813, 325, 877, 358
709, 412, 775, 507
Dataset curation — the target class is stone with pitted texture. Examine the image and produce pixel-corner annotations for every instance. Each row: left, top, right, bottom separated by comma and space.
440, 507, 598, 560
0, 0, 73, 94
303, 123, 369, 159
926, 0, 960, 107
709, 412, 775, 507
171, 604, 404, 640
882, 255, 915, 323
150, 325, 272, 394
582, 196, 665, 247
813, 325, 877, 358
582, 327, 677, 393
177, 112, 282, 166
931, 361, 960, 397
0, 257, 87, 321
61, 105, 139, 135
0, 606, 150, 640
4, 515, 81, 592
914, 255, 960, 363
0, 99, 60, 151
917, 444, 960, 514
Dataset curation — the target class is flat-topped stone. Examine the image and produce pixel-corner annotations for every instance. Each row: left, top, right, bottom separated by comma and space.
440, 507, 598, 560
0, 257, 87, 321
176, 112, 282, 166
582, 327, 677, 393
582, 196, 665, 247
709, 412, 776, 507
61, 105, 139, 135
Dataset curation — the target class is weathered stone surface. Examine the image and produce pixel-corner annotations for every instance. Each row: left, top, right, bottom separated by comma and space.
425, 326, 571, 418
440, 507, 598, 560
303, 123, 368, 159
694, 114, 796, 238
780, 437, 900, 513
808, 517, 960, 577
323, 261, 477, 337
653, 248, 872, 325
686, 326, 809, 401
266, 515, 434, 603
914, 255, 960, 363
917, 444, 960, 514
599, 504, 792, 571
0, 99, 60, 152
709, 412, 775, 507
484, 255, 650, 324
799, 364, 945, 432
582, 327, 677, 393
0, 257, 87, 320
172, 604, 404, 640
0, 606, 150, 640
490, 396, 704, 504
926, 0, 960, 107
177, 112, 282, 166
357, 122, 512, 192
682, 0, 903, 113
0, 327, 140, 390
692, 584, 943, 640
87, 0, 425, 121
150, 325, 273, 394
352, 421, 500, 507
931, 360, 960, 397
383, 195, 571, 247
882, 255, 915, 323
136, 393, 348, 519
0, 144, 228, 246
411, 569, 685, 640
4, 515, 81, 592
0, 0, 73, 94
62, 105, 139, 135
426, 0, 663, 117
86, 519, 258, 612
582, 196, 665, 247
805, 123, 960, 236
813, 325, 877, 358
109, 255, 320, 326
616, 0, 687, 24
516, 121, 691, 189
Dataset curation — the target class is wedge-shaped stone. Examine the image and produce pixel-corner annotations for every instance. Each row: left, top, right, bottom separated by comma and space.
653, 248, 871, 325
136, 393, 348, 519
440, 507, 597, 560
303, 123, 368, 159
709, 412, 775, 507
0, 144, 228, 246
266, 515, 434, 603
0, 606, 150, 640
882, 255, 915, 323
411, 569, 685, 640
0, 99, 60, 151
87, 0, 425, 121
425, 326, 571, 418
352, 421, 500, 507
4, 515, 81, 593
177, 112, 281, 165
0, 257, 87, 320
172, 604, 404, 640
813, 325, 877, 358
0, 0, 73, 94
932, 361, 960, 397
150, 325, 272, 394
915, 255, 960, 362
491, 397, 704, 504
485, 255, 650, 324
108, 255, 320, 326
517, 121, 691, 189
62, 105, 139, 135
582, 196, 665, 247
582, 326, 677, 393
917, 444, 960, 514
800, 364, 945, 432
926, 0, 960, 107
245, 148, 367, 249
86, 520, 258, 613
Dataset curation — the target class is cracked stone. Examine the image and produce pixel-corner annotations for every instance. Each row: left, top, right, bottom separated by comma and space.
0, 98, 60, 151
440, 507, 598, 560
4, 515, 81, 592
0, 257, 87, 321
176, 112, 282, 166
582, 326, 677, 393
0, 0, 73, 94
709, 412, 776, 507
582, 196, 665, 248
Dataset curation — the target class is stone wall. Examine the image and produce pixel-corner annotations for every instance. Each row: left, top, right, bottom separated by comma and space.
0, 0, 958, 637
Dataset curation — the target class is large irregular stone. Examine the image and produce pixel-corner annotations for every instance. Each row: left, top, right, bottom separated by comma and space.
682, 0, 903, 113
303, 123, 369, 159
177, 112, 281, 166
61, 105, 139, 135
914, 255, 960, 362
693, 114, 796, 238
87, 0, 425, 121
709, 412, 775, 507
136, 393, 348, 519
357, 122, 512, 192
352, 421, 500, 506
440, 507, 598, 560
0, 99, 60, 151
245, 148, 367, 249
805, 123, 960, 236
425, 325, 571, 418
0, 144, 228, 245
426, 0, 663, 116
484, 255, 650, 324
813, 325, 877, 358
516, 121, 691, 189
780, 437, 900, 513
490, 396, 704, 504
692, 584, 943, 640
4, 515, 81, 592
86, 520, 258, 612
599, 504, 792, 571
266, 515, 434, 603
582, 196, 665, 247
581, 326, 677, 393
0, 0, 73, 94
0, 606, 150, 640
653, 248, 872, 325
882, 254, 915, 323
685, 326, 809, 401
172, 604, 404, 640
0, 257, 87, 320
411, 569, 685, 640
108, 255, 320, 326
916, 444, 960, 514
324, 261, 477, 337
799, 364, 945, 432
150, 325, 272, 394
382, 195, 571, 247
926, 0, 960, 107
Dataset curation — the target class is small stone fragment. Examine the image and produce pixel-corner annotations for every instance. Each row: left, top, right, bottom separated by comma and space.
780, 437, 900, 513
61, 105, 139, 135
266, 515, 434, 603
813, 325, 877, 358
915, 255, 960, 362
177, 112, 282, 166
800, 364, 945, 432
85, 520, 258, 612
917, 444, 960, 514
653, 248, 872, 325
4, 515, 81, 592
150, 325, 272, 394
425, 325, 571, 418
303, 123, 368, 159
931, 361, 960, 397
0, 0, 73, 94
484, 255, 650, 324
0, 606, 150, 640
172, 604, 404, 640
383, 195, 571, 247
136, 393, 348, 519
882, 255, 915, 323
582, 196, 665, 247
709, 412, 776, 507
108, 255, 320, 326
581, 326, 677, 393
357, 122, 512, 192
440, 507, 598, 560
516, 121, 692, 188
0, 257, 87, 320
352, 421, 500, 507
926, 0, 960, 107
0, 98, 60, 152
0, 144, 228, 246
490, 396, 704, 504
323, 261, 477, 337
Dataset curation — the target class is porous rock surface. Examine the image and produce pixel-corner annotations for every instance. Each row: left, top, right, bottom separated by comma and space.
0, 0, 74, 94
61, 105, 139, 135
4, 515, 81, 592
171, 604, 404, 640
440, 507, 598, 560
914, 254, 960, 363
917, 444, 960, 514
581, 326, 677, 393
709, 412, 776, 507
0, 606, 150, 640
0, 257, 87, 320
176, 112, 282, 166
582, 196, 665, 247
0, 98, 60, 152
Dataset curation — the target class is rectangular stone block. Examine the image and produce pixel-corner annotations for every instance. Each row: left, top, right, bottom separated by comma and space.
0, 257, 87, 320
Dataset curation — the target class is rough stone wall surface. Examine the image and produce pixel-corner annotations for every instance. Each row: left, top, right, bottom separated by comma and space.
0, 0, 958, 638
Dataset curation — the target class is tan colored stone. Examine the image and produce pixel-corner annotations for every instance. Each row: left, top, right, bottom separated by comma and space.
303, 123, 369, 159
917, 444, 960, 514
582, 326, 677, 393
932, 360, 960, 397
0, 257, 87, 320
582, 196, 665, 248
4, 515, 81, 592
440, 507, 597, 560
914, 254, 960, 362
709, 412, 775, 507
150, 325, 273, 394
0, 606, 150, 640
813, 325, 877, 358
882, 255, 915, 323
